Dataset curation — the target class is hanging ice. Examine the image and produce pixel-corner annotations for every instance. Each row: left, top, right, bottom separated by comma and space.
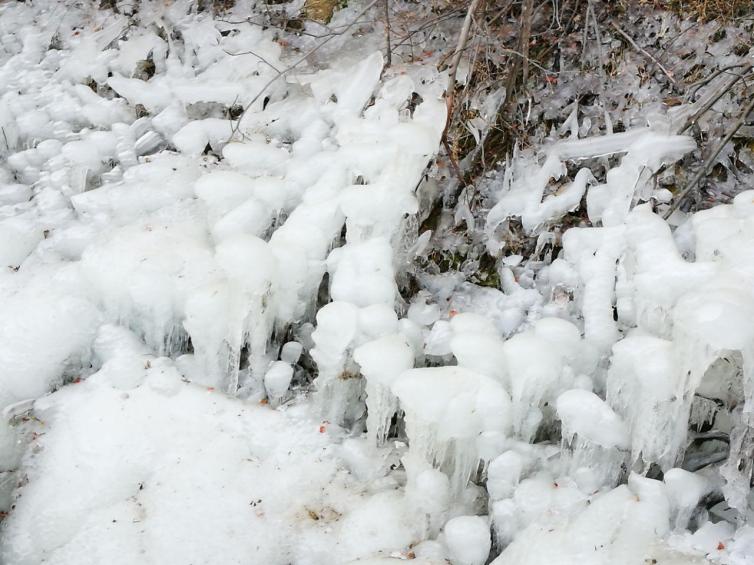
392, 366, 512, 492
353, 334, 414, 445
502, 318, 588, 441
556, 389, 629, 486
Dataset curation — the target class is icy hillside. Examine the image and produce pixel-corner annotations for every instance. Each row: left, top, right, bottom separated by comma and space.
0, 0, 753, 564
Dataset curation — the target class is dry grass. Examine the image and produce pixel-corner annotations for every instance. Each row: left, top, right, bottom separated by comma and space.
648, 0, 753, 21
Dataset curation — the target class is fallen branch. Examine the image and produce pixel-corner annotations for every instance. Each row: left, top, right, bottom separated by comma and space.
663, 93, 754, 220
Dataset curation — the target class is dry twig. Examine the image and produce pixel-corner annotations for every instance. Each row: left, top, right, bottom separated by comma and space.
446, 0, 484, 125
383, 0, 391, 67
664, 93, 754, 219
679, 63, 753, 133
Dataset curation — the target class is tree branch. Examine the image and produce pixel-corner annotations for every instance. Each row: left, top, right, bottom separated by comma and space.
664, 93, 754, 219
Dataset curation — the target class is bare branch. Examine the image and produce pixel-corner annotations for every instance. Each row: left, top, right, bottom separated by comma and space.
520, 0, 533, 86
679, 63, 753, 133
222, 49, 281, 73
446, 0, 484, 118
663, 93, 754, 220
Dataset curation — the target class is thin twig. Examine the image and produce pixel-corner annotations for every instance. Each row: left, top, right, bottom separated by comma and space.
389, 9, 464, 54
384, 0, 391, 68
685, 62, 750, 98
586, 0, 603, 67
216, 17, 324, 38
656, 20, 698, 68
520, 0, 534, 86
446, 0, 484, 118
216, 14, 377, 40
679, 63, 753, 134
443, 138, 464, 185
664, 93, 754, 220
610, 20, 677, 86
222, 49, 281, 73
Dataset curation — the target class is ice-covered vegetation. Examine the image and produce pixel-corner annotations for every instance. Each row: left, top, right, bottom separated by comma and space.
1, 0, 754, 563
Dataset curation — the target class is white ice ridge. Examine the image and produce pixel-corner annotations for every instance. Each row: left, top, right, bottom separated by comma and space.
308, 53, 447, 426
485, 127, 696, 253
474, 109, 754, 561
560, 195, 754, 477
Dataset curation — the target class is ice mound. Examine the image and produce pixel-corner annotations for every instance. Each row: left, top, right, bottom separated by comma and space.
392, 366, 512, 491
557, 388, 630, 486
491, 474, 691, 565
442, 515, 491, 565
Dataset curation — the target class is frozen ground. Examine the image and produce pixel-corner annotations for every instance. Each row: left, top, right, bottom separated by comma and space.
0, 1, 754, 564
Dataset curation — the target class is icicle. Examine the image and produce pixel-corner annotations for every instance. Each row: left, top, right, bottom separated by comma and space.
311, 302, 361, 426
353, 334, 413, 445
582, 131, 695, 226
562, 224, 626, 354
213, 234, 278, 394
392, 366, 512, 493
403, 454, 451, 537
721, 409, 754, 513
608, 335, 683, 470
664, 468, 709, 531
503, 318, 586, 441
556, 389, 629, 486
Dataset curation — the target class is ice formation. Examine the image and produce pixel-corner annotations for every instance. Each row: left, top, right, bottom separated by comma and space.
392, 366, 512, 492
353, 333, 414, 445
442, 515, 492, 565
2, 0, 754, 563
